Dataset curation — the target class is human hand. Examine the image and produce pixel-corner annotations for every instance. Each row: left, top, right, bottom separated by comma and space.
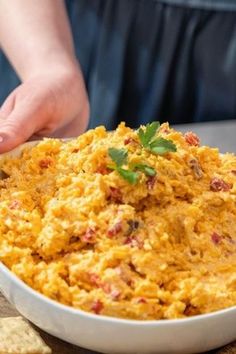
0, 66, 89, 153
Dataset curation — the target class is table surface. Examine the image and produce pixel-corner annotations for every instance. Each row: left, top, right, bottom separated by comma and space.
175, 119, 236, 154
0, 120, 236, 354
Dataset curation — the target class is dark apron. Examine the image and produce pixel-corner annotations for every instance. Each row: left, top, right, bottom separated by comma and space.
0, 0, 236, 130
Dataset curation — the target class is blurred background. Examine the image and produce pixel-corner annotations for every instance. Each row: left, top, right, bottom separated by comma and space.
0, 0, 235, 151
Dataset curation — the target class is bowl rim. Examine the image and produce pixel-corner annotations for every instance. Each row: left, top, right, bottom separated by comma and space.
1, 261, 235, 326
0, 140, 235, 326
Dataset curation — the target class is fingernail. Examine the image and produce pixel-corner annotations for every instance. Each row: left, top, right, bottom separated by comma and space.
0, 136, 4, 143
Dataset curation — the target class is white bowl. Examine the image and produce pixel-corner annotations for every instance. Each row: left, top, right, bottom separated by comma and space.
0, 141, 235, 354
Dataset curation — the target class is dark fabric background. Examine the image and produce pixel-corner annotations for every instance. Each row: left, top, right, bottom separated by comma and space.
0, 0, 236, 130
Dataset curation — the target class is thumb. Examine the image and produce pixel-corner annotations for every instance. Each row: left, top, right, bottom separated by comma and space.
0, 103, 44, 153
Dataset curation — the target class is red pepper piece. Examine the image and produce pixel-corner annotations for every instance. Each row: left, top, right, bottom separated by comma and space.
39, 157, 53, 169
96, 165, 110, 175
108, 187, 122, 203
107, 221, 122, 237
9, 200, 21, 210
124, 236, 143, 249
124, 137, 136, 145
211, 232, 221, 245
161, 128, 170, 134
146, 176, 156, 190
110, 289, 121, 300
184, 132, 200, 147
102, 283, 111, 294
137, 297, 147, 304
210, 178, 232, 192
91, 300, 103, 314
89, 273, 101, 287
81, 228, 96, 243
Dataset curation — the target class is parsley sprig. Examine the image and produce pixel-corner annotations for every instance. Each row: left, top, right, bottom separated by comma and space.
107, 121, 176, 184
108, 148, 138, 184
108, 148, 156, 184
138, 121, 177, 155
131, 163, 156, 177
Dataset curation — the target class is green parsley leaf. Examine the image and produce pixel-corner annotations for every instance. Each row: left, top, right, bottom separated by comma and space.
138, 121, 160, 147
117, 167, 139, 185
149, 137, 177, 155
137, 128, 146, 146
107, 148, 139, 184
132, 163, 156, 177
137, 121, 177, 155
108, 148, 128, 167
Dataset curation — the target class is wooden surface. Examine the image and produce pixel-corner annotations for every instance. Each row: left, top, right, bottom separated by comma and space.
0, 292, 93, 354
0, 120, 236, 354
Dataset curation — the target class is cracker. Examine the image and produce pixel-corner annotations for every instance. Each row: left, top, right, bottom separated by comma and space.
0, 317, 51, 354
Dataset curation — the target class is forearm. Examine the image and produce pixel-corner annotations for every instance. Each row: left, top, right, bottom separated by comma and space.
0, 0, 77, 80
